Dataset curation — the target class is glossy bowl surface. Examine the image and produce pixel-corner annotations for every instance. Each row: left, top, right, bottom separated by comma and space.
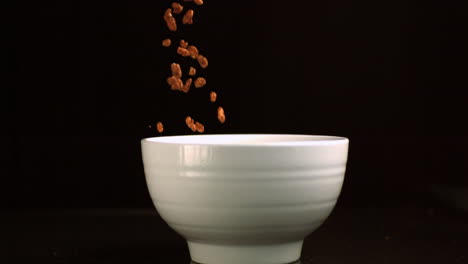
141, 134, 349, 264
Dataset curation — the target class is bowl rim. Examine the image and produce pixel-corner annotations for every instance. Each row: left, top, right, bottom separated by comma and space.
141, 134, 349, 147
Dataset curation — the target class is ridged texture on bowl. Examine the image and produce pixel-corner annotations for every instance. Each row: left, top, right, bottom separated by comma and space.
142, 136, 348, 244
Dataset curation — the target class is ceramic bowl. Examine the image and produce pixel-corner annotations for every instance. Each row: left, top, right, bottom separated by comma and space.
141, 134, 349, 264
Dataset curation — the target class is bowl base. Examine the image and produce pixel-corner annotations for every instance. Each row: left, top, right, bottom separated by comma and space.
187, 240, 303, 264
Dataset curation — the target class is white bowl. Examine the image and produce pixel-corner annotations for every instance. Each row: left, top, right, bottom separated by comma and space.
141, 134, 349, 264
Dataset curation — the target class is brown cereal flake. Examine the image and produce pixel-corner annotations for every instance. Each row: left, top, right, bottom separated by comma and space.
162, 38, 171, 47
190, 123, 197, 132
189, 67, 196, 76
171, 63, 182, 78
166, 76, 175, 85
163, 8, 172, 20
187, 45, 199, 59
194, 77, 206, 88
156, 122, 164, 133
217, 106, 226, 124
185, 116, 199, 132
197, 55, 208, 68
182, 9, 194, 25
173, 78, 183, 91
168, 76, 183, 91
167, 76, 177, 89
177, 47, 191, 57
185, 116, 193, 127
195, 121, 205, 133
164, 8, 177, 31
171, 2, 184, 14
180, 40, 189, 48
210, 91, 217, 102
182, 78, 192, 93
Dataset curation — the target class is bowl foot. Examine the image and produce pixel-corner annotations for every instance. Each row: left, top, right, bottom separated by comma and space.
187, 240, 303, 264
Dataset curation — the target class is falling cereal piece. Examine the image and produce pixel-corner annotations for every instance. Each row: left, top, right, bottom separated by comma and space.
175, 78, 184, 90
162, 38, 171, 47
182, 9, 194, 24
164, 8, 172, 18
171, 2, 184, 14
189, 67, 196, 76
195, 121, 205, 133
156, 122, 164, 133
190, 123, 197, 132
194, 0, 204, 5
180, 40, 189, 48
171, 63, 182, 78
177, 47, 191, 57
217, 106, 226, 124
164, 8, 177, 31
185, 116, 193, 127
182, 78, 192, 93
194, 77, 206, 88
167, 76, 183, 90
197, 55, 208, 68
167, 76, 177, 88
187, 45, 199, 59
210, 91, 217, 102
185, 116, 198, 132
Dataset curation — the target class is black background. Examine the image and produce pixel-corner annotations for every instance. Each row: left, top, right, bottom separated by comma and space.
7, 0, 467, 209
4, 0, 468, 262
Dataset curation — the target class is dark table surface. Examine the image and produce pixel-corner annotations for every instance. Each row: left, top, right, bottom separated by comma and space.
3, 206, 467, 264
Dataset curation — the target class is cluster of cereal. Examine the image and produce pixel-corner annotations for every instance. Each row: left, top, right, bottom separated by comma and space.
155, 0, 226, 134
